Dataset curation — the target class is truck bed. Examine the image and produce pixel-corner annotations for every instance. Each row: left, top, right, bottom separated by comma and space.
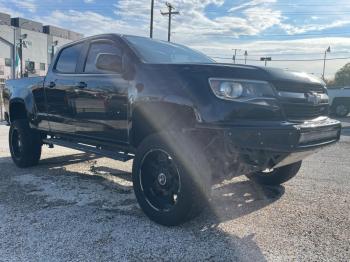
5, 77, 45, 92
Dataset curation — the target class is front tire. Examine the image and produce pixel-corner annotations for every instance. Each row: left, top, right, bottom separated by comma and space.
246, 161, 302, 186
9, 120, 42, 168
132, 132, 211, 226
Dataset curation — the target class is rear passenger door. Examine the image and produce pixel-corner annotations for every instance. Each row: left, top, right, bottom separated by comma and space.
73, 38, 130, 144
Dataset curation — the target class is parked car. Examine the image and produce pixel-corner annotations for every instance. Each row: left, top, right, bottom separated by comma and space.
328, 87, 350, 117
3, 34, 341, 226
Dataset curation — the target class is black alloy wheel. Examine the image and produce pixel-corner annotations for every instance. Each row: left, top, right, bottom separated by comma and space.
139, 149, 181, 212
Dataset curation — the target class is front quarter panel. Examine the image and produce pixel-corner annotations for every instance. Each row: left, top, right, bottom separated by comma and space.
129, 63, 287, 133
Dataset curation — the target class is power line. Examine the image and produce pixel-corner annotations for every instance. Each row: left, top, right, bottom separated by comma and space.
207, 51, 350, 57
211, 56, 350, 62
27, 8, 350, 16
178, 31, 350, 38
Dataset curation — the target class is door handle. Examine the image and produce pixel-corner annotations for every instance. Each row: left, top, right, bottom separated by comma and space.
48, 81, 56, 88
76, 82, 87, 89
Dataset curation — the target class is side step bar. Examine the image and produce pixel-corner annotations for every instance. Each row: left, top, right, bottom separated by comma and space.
42, 138, 134, 162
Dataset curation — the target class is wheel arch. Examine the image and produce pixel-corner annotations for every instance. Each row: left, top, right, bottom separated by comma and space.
130, 101, 200, 148
9, 99, 28, 123
332, 97, 350, 107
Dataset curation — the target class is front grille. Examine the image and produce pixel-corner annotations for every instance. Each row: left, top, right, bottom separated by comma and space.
273, 82, 329, 120
273, 81, 326, 94
282, 102, 329, 120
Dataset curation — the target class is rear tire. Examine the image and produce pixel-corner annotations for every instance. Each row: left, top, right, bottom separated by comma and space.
246, 161, 302, 186
9, 120, 42, 168
132, 132, 211, 226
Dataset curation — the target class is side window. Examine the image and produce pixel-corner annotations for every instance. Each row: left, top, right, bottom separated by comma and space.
84, 41, 122, 74
55, 43, 84, 73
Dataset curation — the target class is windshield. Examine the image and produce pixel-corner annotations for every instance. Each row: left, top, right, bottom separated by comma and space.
124, 36, 215, 64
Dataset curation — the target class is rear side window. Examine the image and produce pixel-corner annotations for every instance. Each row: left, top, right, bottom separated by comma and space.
84, 41, 122, 74
55, 43, 83, 73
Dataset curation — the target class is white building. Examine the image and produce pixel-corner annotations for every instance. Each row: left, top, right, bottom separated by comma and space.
0, 12, 83, 83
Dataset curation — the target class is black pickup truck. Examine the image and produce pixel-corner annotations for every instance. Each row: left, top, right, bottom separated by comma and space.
3, 34, 341, 226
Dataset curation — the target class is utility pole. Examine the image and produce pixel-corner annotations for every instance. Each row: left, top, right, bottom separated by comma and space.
244, 50, 248, 65
150, 0, 154, 38
260, 57, 272, 67
161, 2, 180, 42
322, 46, 331, 80
232, 49, 241, 64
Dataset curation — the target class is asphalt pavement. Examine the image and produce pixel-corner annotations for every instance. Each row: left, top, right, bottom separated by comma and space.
0, 119, 349, 262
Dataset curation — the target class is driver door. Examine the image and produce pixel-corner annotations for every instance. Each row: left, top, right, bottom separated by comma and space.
73, 38, 130, 144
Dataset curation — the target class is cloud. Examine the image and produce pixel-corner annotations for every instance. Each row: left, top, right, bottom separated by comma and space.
10, 0, 37, 13
229, 0, 277, 12
36, 9, 149, 37
192, 37, 350, 78
280, 20, 350, 35
243, 7, 282, 33
2, 0, 349, 78
0, 4, 23, 17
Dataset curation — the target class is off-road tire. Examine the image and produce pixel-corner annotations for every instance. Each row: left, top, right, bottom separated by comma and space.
9, 120, 42, 168
246, 161, 302, 186
132, 132, 211, 226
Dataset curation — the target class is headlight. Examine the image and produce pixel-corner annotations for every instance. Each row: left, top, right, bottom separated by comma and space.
209, 78, 275, 102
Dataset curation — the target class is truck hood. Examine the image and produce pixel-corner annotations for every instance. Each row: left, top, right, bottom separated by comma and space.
143, 63, 326, 90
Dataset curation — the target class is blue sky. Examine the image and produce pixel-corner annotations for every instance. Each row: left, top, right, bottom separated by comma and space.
1, 0, 350, 78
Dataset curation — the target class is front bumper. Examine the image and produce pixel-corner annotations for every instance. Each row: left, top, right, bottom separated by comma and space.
199, 117, 341, 172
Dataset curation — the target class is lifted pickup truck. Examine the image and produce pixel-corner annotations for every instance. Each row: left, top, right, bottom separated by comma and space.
3, 34, 341, 226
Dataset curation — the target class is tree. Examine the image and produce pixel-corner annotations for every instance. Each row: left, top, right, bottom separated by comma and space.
333, 63, 350, 87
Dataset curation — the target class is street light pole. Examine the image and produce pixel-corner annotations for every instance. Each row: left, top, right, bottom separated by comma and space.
19, 38, 23, 78
51, 40, 58, 64
18, 34, 27, 78
322, 46, 331, 80
13, 27, 16, 79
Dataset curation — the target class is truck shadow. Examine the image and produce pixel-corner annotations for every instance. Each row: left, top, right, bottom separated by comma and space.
1, 153, 281, 261
39, 152, 100, 166
38, 152, 284, 226
204, 181, 284, 225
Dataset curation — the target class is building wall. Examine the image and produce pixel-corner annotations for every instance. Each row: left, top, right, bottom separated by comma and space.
20, 28, 49, 76
0, 25, 15, 79
0, 13, 83, 81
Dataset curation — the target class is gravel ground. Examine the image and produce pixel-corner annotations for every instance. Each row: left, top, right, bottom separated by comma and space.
0, 119, 349, 262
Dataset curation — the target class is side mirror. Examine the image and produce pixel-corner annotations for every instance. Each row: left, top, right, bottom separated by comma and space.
96, 53, 123, 73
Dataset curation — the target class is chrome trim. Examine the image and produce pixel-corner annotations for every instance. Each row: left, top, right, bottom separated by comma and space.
278, 91, 306, 99
278, 91, 328, 102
